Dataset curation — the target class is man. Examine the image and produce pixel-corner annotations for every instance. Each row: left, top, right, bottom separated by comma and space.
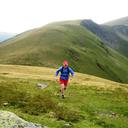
55, 60, 74, 98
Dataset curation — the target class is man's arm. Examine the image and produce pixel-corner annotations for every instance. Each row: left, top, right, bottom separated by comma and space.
69, 67, 74, 77
55, 66, 62, 76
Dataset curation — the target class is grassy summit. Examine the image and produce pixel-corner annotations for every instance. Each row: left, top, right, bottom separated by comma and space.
0, 64, 128, 128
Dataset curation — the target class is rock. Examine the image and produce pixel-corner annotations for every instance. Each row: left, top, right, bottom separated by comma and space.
62, 123, 73, 128
3, 102, 9, 106
37, 83, 48, 89
0, 110, 47, 128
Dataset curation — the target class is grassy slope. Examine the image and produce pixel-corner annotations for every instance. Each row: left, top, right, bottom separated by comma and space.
0, 21, 128, 83
0, 64, 128, 128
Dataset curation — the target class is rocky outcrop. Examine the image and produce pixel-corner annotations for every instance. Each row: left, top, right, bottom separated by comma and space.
0, 110, 47, 128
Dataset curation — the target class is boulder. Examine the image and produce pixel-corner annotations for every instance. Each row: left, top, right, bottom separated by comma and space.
0, 110, 47, 128
37, 83, 48, 89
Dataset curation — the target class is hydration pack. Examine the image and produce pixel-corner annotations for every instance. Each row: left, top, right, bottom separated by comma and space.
61, 66, 70, 74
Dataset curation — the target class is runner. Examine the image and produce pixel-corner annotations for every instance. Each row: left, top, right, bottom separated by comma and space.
55, 60, 74, 98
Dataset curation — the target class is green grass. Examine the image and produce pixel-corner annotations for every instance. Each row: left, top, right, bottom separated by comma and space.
0, 20, 128, 83
0, 64, 128, 128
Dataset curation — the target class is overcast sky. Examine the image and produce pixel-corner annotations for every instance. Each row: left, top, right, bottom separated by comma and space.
0, 0, 128, 33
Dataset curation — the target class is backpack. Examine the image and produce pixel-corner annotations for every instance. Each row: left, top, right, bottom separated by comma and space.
61, 66, 70, 74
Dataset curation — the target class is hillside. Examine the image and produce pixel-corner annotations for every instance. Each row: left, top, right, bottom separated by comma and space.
0, 21, 128, 83
81, 19, 128, 57
0, 64, 128, 128
104, 16, 128, 26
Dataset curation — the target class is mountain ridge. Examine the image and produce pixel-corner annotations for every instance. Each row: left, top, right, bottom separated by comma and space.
81, 19, 128, 57
104, 16, 128, 26
0, 32, 16, 42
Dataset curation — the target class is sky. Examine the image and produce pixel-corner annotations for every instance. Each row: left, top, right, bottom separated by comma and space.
0, 0, 128, 33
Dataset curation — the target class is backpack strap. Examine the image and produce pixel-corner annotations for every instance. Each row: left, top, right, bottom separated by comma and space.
61, 66, 64, 74
61, 66, 70, 74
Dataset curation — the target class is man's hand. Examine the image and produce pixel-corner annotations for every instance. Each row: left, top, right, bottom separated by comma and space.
55, 77, 58, 82
69, 76, 74, 83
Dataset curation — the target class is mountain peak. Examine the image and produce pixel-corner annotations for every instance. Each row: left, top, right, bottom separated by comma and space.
81, 19, 98, 26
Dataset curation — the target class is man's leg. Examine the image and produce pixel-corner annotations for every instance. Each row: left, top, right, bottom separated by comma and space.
64, 79, 68, 90
60, 84, 65, 98
64, 85, 67, 90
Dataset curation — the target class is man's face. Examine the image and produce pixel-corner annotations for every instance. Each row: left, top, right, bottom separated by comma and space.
64, 64, 68, 68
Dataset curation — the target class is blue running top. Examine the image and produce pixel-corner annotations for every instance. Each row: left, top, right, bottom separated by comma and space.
55, 66, 74, 80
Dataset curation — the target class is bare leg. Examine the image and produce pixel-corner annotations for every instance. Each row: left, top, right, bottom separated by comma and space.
60, 84, 65, 98
64, 86, 66, 90
61, 84, 64, 95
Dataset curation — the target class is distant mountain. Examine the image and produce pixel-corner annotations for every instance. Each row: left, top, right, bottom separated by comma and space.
0, 20, 128, 83
104, 16, 128, 26
81, 19, 128, 57
0, 32, 16, 42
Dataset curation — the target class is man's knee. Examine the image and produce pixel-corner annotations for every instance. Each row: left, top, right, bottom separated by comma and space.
61, 84, 65, 89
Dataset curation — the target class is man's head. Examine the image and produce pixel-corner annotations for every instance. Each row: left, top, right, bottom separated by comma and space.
63, 60, 68, 67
